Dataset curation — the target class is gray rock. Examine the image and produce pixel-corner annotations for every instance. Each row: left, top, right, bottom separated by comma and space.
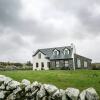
37, 85, 46, 98
6, 93, 16, 100
65, 88, 80, 100
52, 89, 67, 100
0, 75, 12, 86
79, 88, 99, 100
0, 91, 6, 99
4, 77, 12, 85
13, 86, 22, 94
79, 90, 86, 100
86, 88, 99, 100
22, 79, 31, 86
31, 81, 41, 92
0, 84, 5, 90
25, 85, 31, 92
0, 75, 5, 85
31, 81, 41, 88
6, 80, 20, 90
44, 84, 58, 95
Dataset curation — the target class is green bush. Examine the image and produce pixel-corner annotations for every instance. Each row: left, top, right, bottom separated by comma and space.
91, 63, 100, 70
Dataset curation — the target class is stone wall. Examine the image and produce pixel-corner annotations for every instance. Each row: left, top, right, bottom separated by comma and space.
0, 75, 99, 100
74, 54, 92, 69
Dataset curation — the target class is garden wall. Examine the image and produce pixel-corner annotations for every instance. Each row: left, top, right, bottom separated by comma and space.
0, 75, 99, 100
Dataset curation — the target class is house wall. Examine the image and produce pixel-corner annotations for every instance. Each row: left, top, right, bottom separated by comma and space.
74, 54, 92, 69
33, 51, 50, 70
50, 59, 73, 70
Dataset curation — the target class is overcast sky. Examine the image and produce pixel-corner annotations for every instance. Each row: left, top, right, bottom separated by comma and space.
0, 0, 100, 62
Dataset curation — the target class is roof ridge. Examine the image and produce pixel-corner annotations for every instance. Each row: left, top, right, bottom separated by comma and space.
39, 46, 71, 50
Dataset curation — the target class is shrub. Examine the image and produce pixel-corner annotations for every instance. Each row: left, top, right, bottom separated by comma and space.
91, 63, 100, 70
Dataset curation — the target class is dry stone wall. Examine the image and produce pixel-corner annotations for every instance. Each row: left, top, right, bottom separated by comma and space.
0, 75, 99, 100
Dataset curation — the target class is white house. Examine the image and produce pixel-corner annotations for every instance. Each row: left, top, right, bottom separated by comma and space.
32, 44, 92, 70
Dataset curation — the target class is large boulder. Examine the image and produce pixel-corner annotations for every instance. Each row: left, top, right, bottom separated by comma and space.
0, 76, 12, 90
0, 84, 5, 90
80, 88, 99, 100
25, 85, 31, 92
52, 89, 67, 100
44, 84, 58, 95
65, 88, 80, 100
31, 81, 41, 88
0, 75, 5, 85
37, 85, 46, 98
4, 77, 12, 85
22, 79, 31, 86
31, 81, 41, 92
25, 81, 41, 99
0, 91, 6, 99
0, 75, 12, 86
6, 80, 20, 90
13, 86, 22, 94
79, 90, 86, 100
6, 93, 16, 100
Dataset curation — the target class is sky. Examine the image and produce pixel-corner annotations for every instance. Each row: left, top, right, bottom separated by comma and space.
0, 0, 100, 62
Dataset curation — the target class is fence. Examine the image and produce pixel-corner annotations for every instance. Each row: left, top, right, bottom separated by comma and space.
0, 75, 99, 100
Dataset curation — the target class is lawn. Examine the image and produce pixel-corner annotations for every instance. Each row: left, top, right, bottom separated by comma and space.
0, 70, 100, 96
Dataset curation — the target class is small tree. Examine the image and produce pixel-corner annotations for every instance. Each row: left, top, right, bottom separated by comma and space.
26, 61, 33, 66
14, 63, 23, 67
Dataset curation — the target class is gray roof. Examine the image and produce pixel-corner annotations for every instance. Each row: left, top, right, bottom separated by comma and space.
33, 46, 73, 60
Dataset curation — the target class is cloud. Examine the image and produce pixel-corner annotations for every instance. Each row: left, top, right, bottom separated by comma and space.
0, 0, 100, 62
0, 0, 21, 27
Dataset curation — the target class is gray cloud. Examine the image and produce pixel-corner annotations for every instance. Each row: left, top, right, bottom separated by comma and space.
0, 0, 21, 27
0, 0, 100, 62
0, 0, 100, 40
51, 0, 100, 36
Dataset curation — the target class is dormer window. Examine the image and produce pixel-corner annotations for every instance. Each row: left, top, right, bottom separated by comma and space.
38, 53, 41, 59
53, 49, 59, 56
64, 48, 69, 55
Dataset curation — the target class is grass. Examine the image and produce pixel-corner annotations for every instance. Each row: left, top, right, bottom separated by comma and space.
0, 70, 100, 96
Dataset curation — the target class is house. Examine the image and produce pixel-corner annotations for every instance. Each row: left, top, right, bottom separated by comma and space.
32, 44, 92, 70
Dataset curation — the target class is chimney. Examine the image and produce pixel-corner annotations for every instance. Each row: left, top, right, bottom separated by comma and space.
71, 43, 76, 54
71, 43, 76, 70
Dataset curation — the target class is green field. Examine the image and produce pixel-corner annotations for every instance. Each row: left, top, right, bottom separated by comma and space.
0, 70, 100, 96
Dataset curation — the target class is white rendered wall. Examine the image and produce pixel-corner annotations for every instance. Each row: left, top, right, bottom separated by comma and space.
33, 52, 50, 70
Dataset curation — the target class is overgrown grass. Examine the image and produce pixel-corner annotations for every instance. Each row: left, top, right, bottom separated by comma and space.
0, 70, 100, 96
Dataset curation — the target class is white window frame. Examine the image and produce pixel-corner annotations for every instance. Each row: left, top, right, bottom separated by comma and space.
56, 61, 59, 67
65, 61, 69, 67
53, 49, 59, 56
77, 59, 81, 68
64, 48, 69, 55
84, 61, 88, 68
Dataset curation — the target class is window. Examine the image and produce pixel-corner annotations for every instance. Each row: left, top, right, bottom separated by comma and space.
47, 62, 50, 68
84, 61, 88, 68
65, 61, 69, 67
64, 48, 69, 55
38, 53, 41, 59
41, 62, 44, 67
56, 61, 59, 67
36, 63, 39, 68
53, 49, 59, 56
77, 59, 81, 68
53, 51, 57, 55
